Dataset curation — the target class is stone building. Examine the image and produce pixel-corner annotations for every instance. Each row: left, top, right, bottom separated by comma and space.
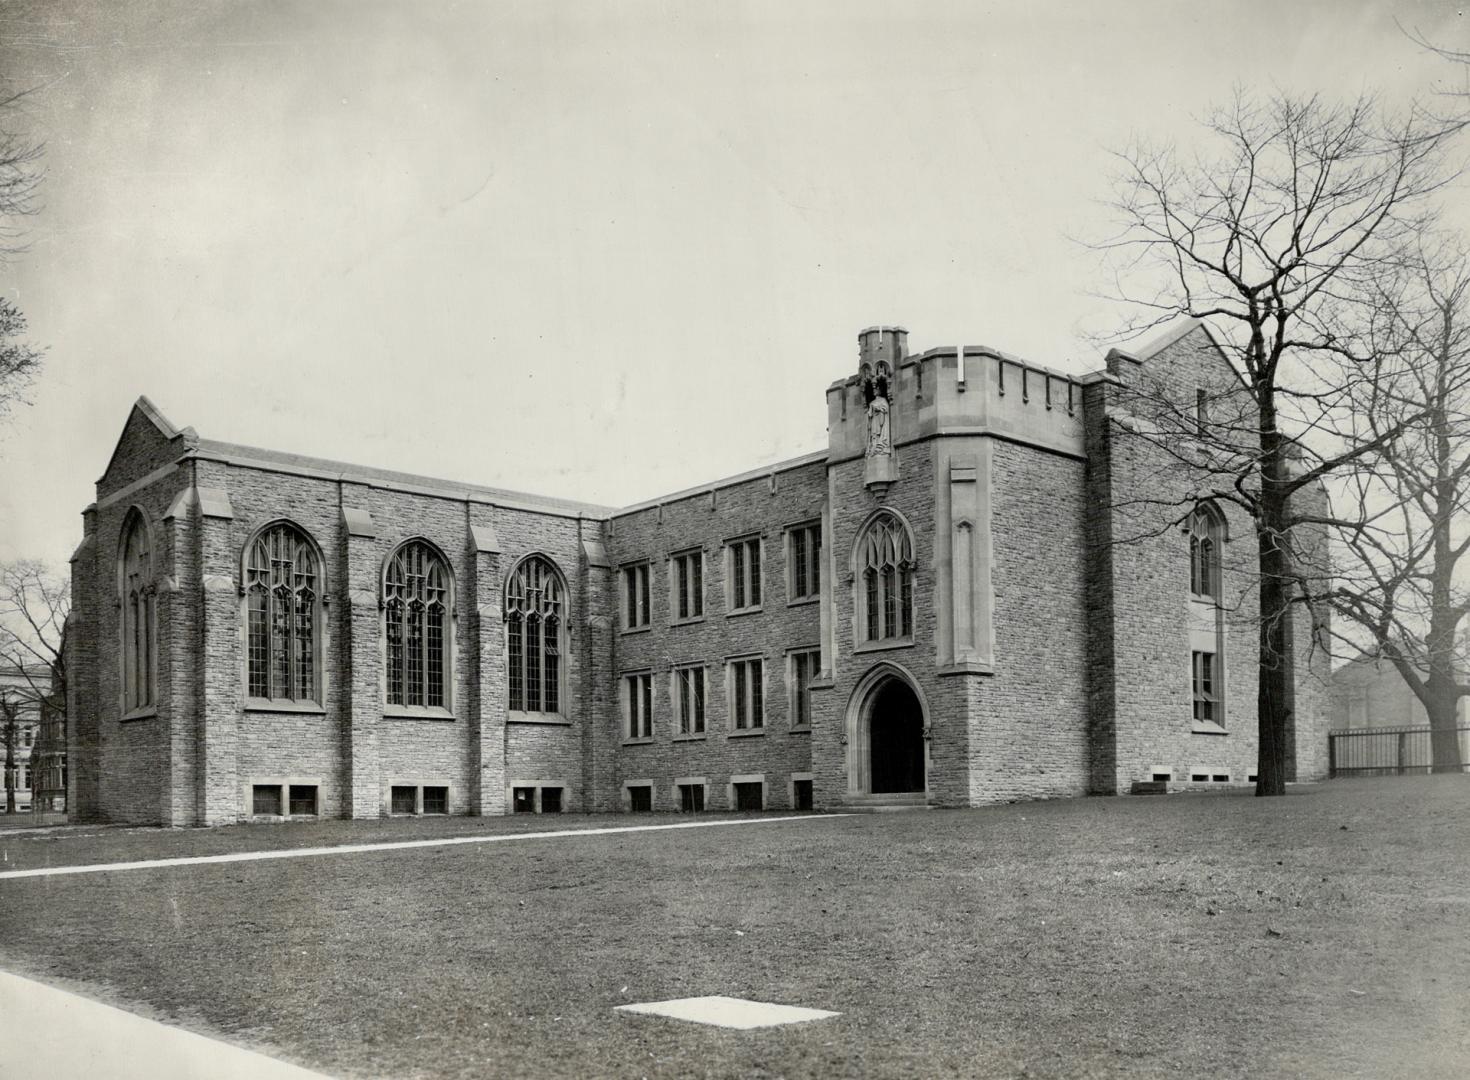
66, 322, 1332, 825
0, 662, 48, 813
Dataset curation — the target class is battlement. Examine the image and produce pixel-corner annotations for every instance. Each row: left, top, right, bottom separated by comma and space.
827, 338, 1086, 461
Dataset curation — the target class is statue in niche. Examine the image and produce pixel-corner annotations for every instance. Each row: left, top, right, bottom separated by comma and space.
863, 365, 892, 458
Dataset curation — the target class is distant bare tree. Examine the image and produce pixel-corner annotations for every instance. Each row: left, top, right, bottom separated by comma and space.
1329, 238, 1470, 771
1092, 90, 1463, 795
0, 559, 68, 713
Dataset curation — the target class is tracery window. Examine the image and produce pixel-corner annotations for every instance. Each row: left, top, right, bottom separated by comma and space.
1189, 504, 1223, 600
506, 555, 566, 714
384, 540, 453, 710
120, 510, 156, 713
857, 511, 915, 643
244, 523, 322, 704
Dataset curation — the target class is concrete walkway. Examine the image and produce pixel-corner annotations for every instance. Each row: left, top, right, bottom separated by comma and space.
0, 969, 335, 1079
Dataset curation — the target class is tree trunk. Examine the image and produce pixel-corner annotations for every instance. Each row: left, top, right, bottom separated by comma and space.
1424, 674, 1464, 774
1257, 531, 1292, 796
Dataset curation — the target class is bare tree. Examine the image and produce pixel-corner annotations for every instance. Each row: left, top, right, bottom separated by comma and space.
1329, 237, 1470, 770
1093, 90, 1462, 795
0, 85, 45, 420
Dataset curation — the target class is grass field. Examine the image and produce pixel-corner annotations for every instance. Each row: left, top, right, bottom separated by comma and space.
2, 778, 1468, 1079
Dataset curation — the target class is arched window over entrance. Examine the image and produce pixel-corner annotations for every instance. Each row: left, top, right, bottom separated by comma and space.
855, 511, 915, 644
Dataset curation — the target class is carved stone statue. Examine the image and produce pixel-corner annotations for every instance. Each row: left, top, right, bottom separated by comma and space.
863, 366, 892, 459
866, 392, 890, 458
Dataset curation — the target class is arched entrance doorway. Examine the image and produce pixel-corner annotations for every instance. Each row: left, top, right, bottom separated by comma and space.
867, 678, 926, 793
846, 664, 929, 797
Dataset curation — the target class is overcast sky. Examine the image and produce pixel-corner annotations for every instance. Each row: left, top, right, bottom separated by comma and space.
0, 0, 1465, 568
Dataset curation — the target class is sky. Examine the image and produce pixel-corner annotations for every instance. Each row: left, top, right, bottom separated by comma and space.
0, 0, 1466, 568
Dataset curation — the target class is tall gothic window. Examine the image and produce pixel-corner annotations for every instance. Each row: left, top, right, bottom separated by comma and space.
120, 510, 156, 713
506, 555, 565, 714
384, 540, 453, 710
1189, 504, 1223, 600
857, 511, 915, 643
244, 523, 322, 704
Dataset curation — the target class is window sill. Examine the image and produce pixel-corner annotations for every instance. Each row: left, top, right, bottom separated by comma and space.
120, 707, 157, 723
672, 732, 707, 742
854, 637, 915, 654
508, 712, 572, 726
246, 699, 326, 715
669, 615, 706, 627
622, 736, 655, 746
728, 727, 766, 738
383, 706, 455, 721
788, 726, 811, 735
1191, 721, 1228, 736
621, 624, 653, 636
787, 595, 820, 607
726, 606, 764, 618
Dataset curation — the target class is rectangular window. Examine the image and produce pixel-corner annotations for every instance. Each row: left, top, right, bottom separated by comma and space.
787, 523, 822, 601
734, 782, 764, 811
793, 778, 813, 810
678, 783, 705, 812
390, 785, 416, 814
422, 786, 448, 814
513, 787, 536, 813
626, 672, 653, 739
790, 649, 820, 729
252, 785, 283, 816
729, 658, 764, 730
673, 665, 706, 735
540, 787, 563, 813
623, 563, 651, 629
728, 536, 762, 611
287, 785, 318, 816
1192, 651, 1218, 724
671, 549, 704, 621
1196, 388, 1209, 434
628, 785, 652, 812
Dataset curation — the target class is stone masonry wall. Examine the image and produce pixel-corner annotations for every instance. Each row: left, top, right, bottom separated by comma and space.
603, 461, 825, 811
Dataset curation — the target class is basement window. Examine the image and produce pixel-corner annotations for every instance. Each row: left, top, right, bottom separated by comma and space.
422, 786, 448, 814
390, 786, 417, 814
1152, 773, 1171, 783
734, 782, 764, 811
513, 787, 536, 814
678, 783, 705, 812
252, 785, 283, 817
1212, 774, 1229, 783
541, 787, 563, 813
1191, 774, 1209, 783
628, 785, 652, 812
288, 785, 318, 816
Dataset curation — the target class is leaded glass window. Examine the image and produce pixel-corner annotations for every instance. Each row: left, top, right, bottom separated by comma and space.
384, 540, 452, 710
1189, 504, 1223, 600
857, 512, 915, 643
506, 555, 565, 714
120, 511, 156, 712
244, 523, 321, 703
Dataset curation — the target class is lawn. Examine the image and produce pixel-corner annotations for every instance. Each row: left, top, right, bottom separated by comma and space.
2, 778, 1468, 1079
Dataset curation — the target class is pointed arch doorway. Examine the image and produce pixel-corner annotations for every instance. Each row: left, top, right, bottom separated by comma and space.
847, 664, 929, 796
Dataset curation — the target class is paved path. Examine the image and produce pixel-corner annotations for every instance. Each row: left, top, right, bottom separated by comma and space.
0, 813, 848, 881
0, 969, 334, 1079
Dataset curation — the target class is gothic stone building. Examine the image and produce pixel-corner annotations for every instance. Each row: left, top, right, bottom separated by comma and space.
66, 322, 1331, 825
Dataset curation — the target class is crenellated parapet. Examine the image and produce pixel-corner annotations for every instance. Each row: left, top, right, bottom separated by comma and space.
827, 336, 1087, 463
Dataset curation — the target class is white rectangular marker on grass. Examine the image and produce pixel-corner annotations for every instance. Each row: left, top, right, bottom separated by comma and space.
617, 996, 840, 1029
0, 814, 851, 881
